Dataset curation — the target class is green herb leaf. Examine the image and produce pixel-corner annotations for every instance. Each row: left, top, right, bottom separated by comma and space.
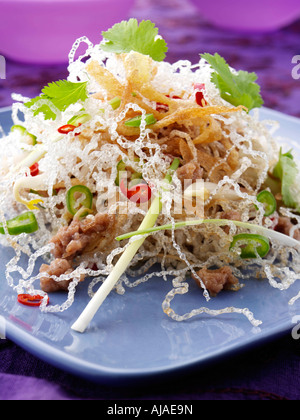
273, 148, 299, 209
25, 80, 88, 120
100, 19, 168, 62
201, 53, 264, 111
24, 96, 56, 120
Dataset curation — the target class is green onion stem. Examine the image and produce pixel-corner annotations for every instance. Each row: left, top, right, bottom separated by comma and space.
116, 218, 300, 249
71, 159, 180, 333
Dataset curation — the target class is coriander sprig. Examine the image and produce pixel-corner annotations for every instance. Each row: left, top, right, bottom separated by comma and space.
100, 19, 168, 62
24, 80, 88, 120
201, 53, 264, 111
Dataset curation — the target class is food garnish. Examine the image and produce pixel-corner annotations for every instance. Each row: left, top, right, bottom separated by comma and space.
100, 19, 168, 61
273, 148, 299, 210
25, 80, 88, 120
201, 53, 264, 111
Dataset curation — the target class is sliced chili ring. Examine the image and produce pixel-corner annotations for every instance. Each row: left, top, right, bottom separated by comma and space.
120, 179, 152, 204
58, 124, 81, 136
17, 294, 49, 307
0, 211, 39, 236
194, 83, 207, 107
256, 190, 277, 217
230, 233, 270, 259
29, 162, 40, 177
66, 185, 93, 215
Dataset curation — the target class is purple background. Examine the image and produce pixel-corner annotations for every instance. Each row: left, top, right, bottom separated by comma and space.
0, 0, 300, 400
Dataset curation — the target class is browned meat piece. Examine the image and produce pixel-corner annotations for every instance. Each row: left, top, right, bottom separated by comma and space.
176, 162, 203, 186
193, 266, 240, 296
274, 216, 300, 240
221, 210, 242, 221
40, 213, 116, 293
51, 213, 115, 259
220, 210, 242, 234
40, 259, 73, 293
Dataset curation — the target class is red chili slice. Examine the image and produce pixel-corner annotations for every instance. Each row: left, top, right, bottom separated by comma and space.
156, 102, 169, 112
29, 162, 39, 177
156, 94, 182, 113
120, 179, 152, 204
128, 183, 152, 204
17, 294, 49, 307
167, 94, 181, 100
58, 124, 81, 135
194, 83, 207, 107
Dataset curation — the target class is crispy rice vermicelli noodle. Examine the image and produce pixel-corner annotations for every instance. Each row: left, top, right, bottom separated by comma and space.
0, 36, 300, 326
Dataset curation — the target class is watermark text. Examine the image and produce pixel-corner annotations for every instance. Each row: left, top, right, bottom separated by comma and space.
292, 316, 300, 340
292, 55, 300, 80
107, 176, 205, 217
0, 315, 6, 340
0, 55, 6, 80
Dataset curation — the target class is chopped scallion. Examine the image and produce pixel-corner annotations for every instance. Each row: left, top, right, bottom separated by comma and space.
115, 218, 299, 249
67, 113, 91, 126
124, 113, 157, 127
109, 96, 121, 110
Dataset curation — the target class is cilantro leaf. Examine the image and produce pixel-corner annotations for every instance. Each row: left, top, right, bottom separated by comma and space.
100, 19, 168, 62
201, 53, 264, 111
24, 95, 56, 120
25, 80, 88, 120
273, 148, 299, 209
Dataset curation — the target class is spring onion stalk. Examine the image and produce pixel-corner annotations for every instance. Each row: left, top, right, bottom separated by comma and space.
124, 113, 157, 127
13, 173, 47, 210
116, 218, 300, 248
14, 146, 46, 173
71, 158, 180, 333
67, 113, 91, 126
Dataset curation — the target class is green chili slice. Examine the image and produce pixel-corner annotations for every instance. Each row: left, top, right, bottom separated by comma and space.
66, 185, 93, 215
124, 113, 157, 127
256, 190, 277, 217
11, 125, 37, 146
230, 233, 270, 259
0, 212, 39, 235
11, 125, 27, 135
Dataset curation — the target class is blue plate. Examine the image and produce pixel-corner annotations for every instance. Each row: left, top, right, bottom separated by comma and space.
0, 106, 300, 384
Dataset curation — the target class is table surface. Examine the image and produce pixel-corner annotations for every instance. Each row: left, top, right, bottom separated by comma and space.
0, 0, 300, 401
